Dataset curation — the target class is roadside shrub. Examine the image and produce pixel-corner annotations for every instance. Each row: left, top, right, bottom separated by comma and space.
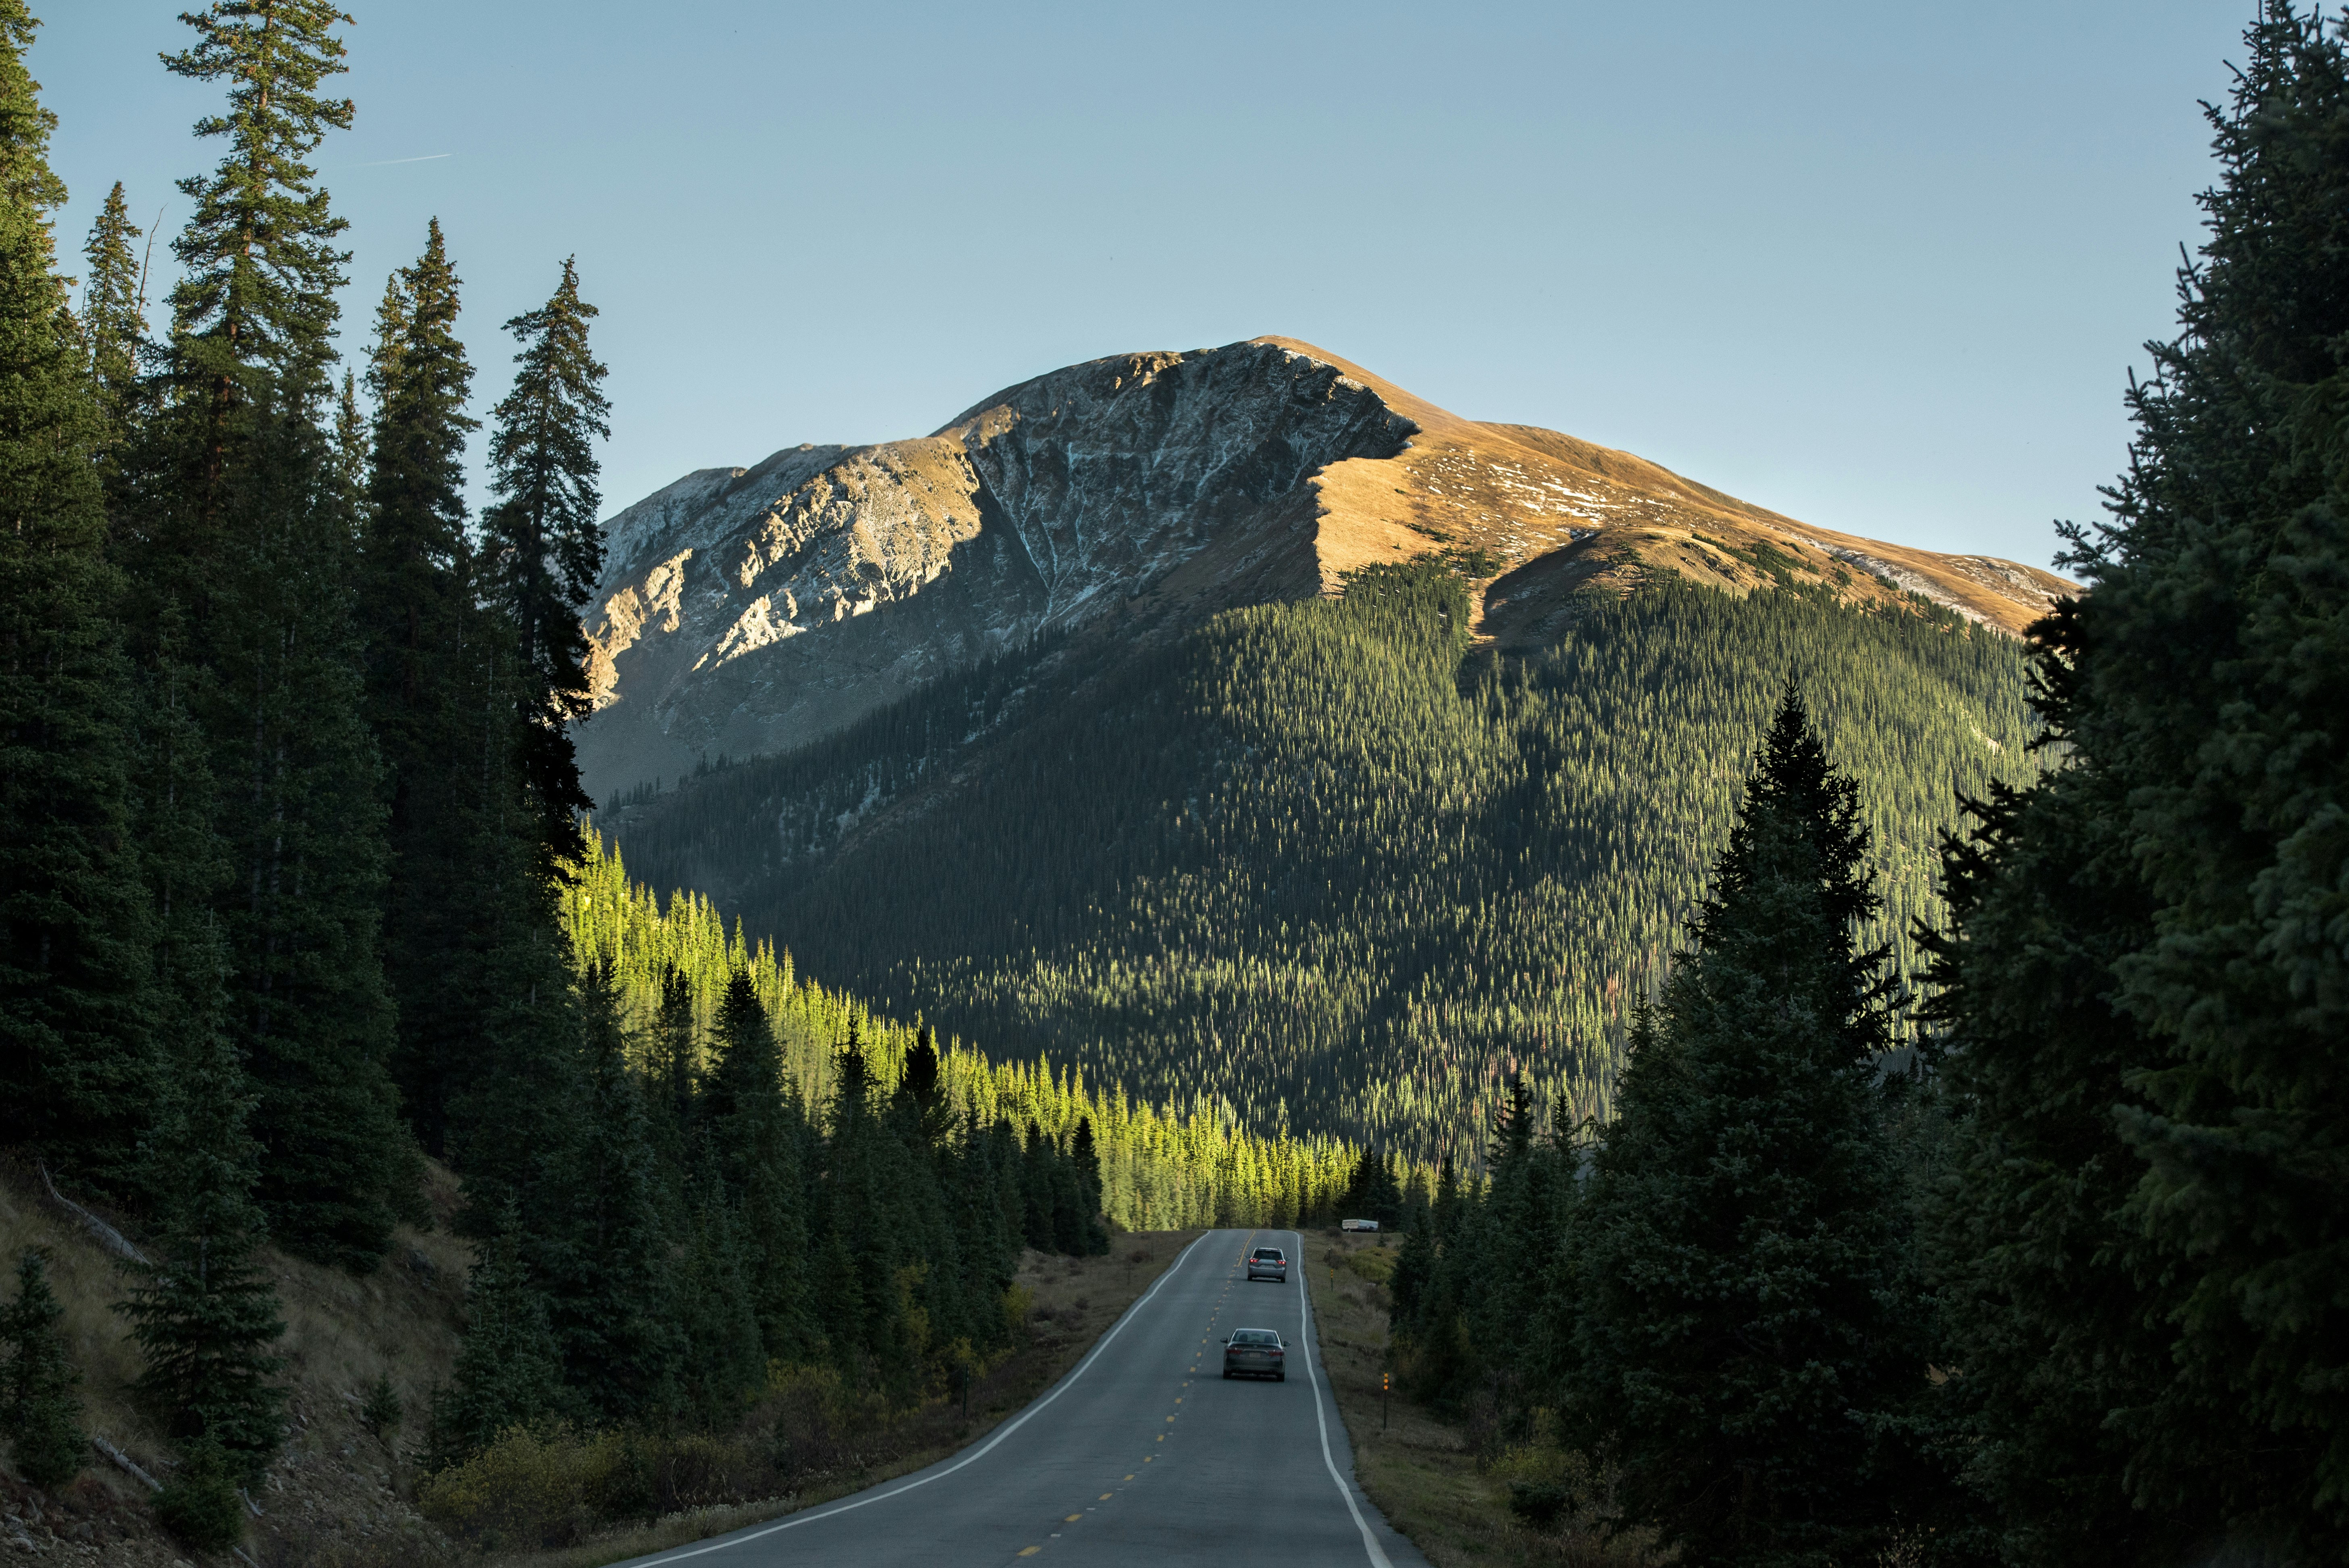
652, 1431, 748, 1512
156, 1437, 245, 1551
1487, 1431, 1618, 1541
1346, 1247, 1396, 1285
417, 1425, 615, 1550
595, 1432, 656, 1524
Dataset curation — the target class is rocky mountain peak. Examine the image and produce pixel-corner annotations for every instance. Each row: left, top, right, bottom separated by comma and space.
576, 337, 2071, 802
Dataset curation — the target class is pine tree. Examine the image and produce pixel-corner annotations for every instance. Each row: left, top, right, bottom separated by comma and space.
131, 599, 235, 1193
1070, 1116, 1109, 1253
537, 963, 677, 1424
78, 179, 144, 443
671, 1147, 764, 1428
329, 369, 364, 501
360, 221, 488, 1154
154, 1435, 244, 1551
1929, 8, 2349, 1556
481, 257, 609, 866
949, 1109, 1018, 1353
0, 1248, 84, 1491
121, 1026, 287, 1484
432, 1218, 558, 1464
655, 962, 696, 1126
0, 0, 156, 1195
702, 967, 813, 1361
1919, 756, 2211, 1566
115, 0, 406, 1270
446, 885, 579, 1230
1019, 1121, 1055, 1252
1564, 690, 1928, 1568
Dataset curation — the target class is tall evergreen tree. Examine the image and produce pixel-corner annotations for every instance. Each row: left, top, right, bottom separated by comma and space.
1930, 7, 2349, 1557
481, 257, 609, 866
537, 963, 677, 1424
112, 0, 406, 1270
1070, 1115, 1109, 1253
1920, 757, 2215, 1566
1564, 691, 1928, 1568
1019, 1120, 1055, 1253
121, 1025, 287, 1484
445, 887, 579, 1231
0, 1248, 84, 1491
702, 967, 813, 1361
948, 1108, 1018, 1353
671, 1145, 764, 1428
0, 0, 156, 1194
432, 1218, 558, 1465
360, 221, 487, 1152
329, 369, 364, 503
78, 179, 144, 443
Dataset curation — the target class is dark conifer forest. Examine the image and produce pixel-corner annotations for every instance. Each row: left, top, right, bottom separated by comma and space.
0, 0, 1354, 1545
607, 558, 2042, 1164
1374, 10, 2349, 1564
0, 0, 2345, 1564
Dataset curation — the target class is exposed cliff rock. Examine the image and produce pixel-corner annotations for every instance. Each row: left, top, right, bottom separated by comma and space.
579, 337, 2071, 800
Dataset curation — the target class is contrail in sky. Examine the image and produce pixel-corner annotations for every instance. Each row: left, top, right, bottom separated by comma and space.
363, 153, 451, 166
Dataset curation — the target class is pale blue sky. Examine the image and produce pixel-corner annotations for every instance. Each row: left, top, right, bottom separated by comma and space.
39, 2, 2251, 568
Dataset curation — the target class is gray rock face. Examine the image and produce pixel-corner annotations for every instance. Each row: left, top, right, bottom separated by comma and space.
576, 340, 1413, 802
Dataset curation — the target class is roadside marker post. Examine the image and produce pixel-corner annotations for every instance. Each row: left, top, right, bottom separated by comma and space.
1383, 1371, 1389, 1431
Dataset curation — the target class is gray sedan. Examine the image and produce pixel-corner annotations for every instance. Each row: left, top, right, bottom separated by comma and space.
1222, 1327, 1288, 1381
1246, 1245, 1288, 1283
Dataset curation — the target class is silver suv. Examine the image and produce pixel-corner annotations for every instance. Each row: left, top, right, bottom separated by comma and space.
1222, 1327, 1287, 1381
1245, 1245, 1288, 1283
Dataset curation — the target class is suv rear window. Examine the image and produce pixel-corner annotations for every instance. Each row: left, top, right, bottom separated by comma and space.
1253, 1248, 1284, 1260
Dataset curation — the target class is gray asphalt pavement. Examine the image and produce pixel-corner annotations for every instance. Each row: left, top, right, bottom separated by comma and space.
619, 1229, 1429, 1568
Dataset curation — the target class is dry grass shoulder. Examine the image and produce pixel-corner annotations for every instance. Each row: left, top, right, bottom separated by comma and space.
1304, 1228, 1655, 1568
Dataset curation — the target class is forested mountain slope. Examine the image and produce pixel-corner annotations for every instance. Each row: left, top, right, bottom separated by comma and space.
577, 338, 2069, 802
601, 569, 2042, 1160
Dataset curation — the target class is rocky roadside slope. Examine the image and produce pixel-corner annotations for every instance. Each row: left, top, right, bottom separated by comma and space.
577, 337, 2072, 803
0, 1156, 470, 1566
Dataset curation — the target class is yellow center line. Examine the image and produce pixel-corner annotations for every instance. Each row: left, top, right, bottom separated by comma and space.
1019, 1550, 1040, 1559
1099, 1493, 1114, 1500
1064, 1514, 1082, 1522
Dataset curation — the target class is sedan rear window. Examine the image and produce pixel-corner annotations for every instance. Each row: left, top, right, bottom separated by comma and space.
1232, 1329, 1279, 1345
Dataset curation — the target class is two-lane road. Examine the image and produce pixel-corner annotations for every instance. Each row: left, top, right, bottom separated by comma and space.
620, 1229, 1429, 1568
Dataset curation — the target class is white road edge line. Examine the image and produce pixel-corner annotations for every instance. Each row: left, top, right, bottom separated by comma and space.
1293, 1229, 1396, 1568
630, 1234, 1208, 1566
